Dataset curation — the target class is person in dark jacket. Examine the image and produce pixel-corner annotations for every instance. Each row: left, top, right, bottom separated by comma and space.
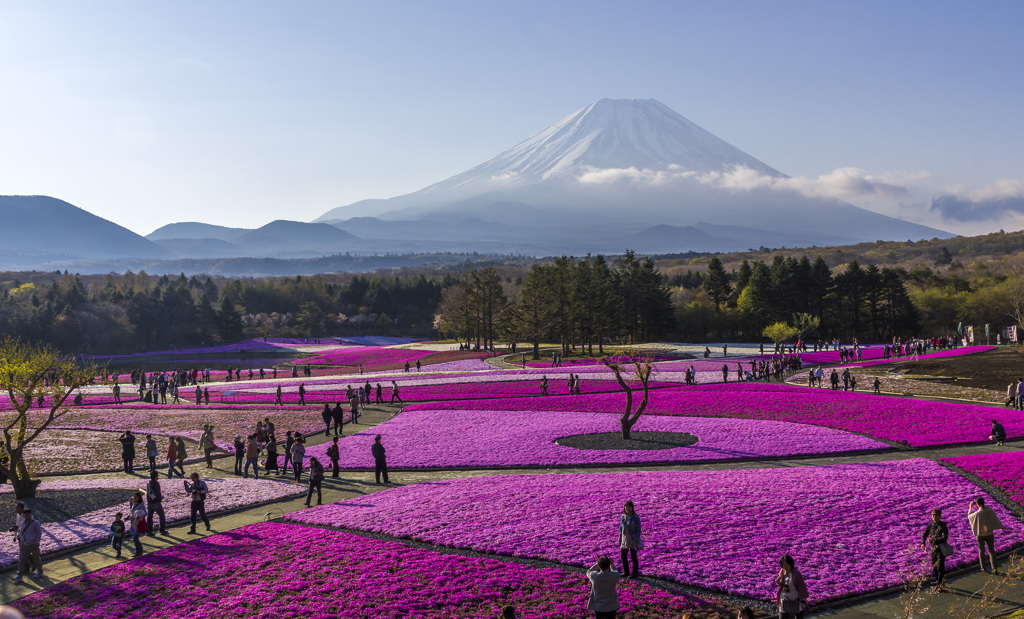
327, 437, 340, 478
775, 554, 808, 619
619, 500, 641, 578
321, 404, 333, 437
146, 471, 167, 535
991, 420, 1007, 446
331, 402, 345, 436
233, 435, 245, 476
281, 431, 294, 476
304, 457, 324, 506
371, 434, 388, 484
921, 508, 949, 589
118, 431, 136, 474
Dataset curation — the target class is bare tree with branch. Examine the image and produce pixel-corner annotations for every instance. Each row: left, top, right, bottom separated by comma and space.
602, 353, 655, 440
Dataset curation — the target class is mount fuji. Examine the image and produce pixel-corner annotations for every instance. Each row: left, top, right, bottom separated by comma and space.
316, 98, 950, 253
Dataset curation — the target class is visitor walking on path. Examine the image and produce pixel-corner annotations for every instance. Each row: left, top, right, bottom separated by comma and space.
265, 434, 278, 475
921, 508, 950, 589
585, 556, 620, 619
174, 437, 188, 477
281, 431, 294, 476
184, 473, 210, 534
1006, 380, 1019, 408
540, 376, 548, 396
128, 492, 147, 557
274, 385, 283, 406
331, 402, 345, 436
390, 380, 403, 404
327, 437, 340, 478
118, 430, 136, 474
200, 425, 216, 468
775, 554, 808, 619
321, 404, 333, 437
991, 420, 1007, 446
146, 472, 167, 535
298, 383, 306, 405
721, 364, 728, 383
233, 435, 245, 476
109, 513, 125, 558
372, 434, 388, 484
11, 509, 42, 582
619, 500, 642, 578
968, 498, 1004, 574
290, 436, 306, 482
244, 435, 260, 479
304, 457, 324, 506
166, 438, 179, 478
145, 434, 158, 473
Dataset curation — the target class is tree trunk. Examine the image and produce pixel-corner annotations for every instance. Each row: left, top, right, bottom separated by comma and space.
620, 416, 634, 440
10, 453, 35, 499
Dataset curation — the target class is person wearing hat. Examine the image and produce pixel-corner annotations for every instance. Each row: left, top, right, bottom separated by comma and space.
233, 434, 245, 476
371, 435, 388, 484
200, 425, 216, 469
775, 554, 808, 618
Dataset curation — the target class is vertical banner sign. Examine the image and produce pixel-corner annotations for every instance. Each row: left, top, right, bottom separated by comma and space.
985, 324, 990, 337
967, 326, 974, 343
1010, 325, 1018, 342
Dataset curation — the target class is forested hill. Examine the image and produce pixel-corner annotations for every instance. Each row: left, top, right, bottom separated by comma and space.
655, 228, 1024, 273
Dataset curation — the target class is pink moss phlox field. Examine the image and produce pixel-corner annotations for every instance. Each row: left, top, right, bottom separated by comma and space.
410, 383, 1024, 447
294, 346, 434, 366
304, 409, 886, 468
0, 478, 302, 568
232, 379, 671, 404
12, 522, 727, 619
287, 459, 1024, 603
942, 451, 1024, 507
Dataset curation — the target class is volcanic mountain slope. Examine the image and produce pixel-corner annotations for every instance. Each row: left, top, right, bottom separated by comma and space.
0, 195, 170, 261
315, 98, 950, 251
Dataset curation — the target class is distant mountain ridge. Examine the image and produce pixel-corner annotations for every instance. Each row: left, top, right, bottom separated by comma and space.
1, 99, 953, 273
0, 195, 169, 260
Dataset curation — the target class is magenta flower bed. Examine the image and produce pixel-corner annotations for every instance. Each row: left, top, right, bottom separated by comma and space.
304, 409, 886, 469
942, 451, 1024, 507
411, 383, 1024, 448
12, 522, 728, 619
295, 346, 434, 366
287, 459, 1024, 603
0, 478, 302, 568
229, 379, 673, 404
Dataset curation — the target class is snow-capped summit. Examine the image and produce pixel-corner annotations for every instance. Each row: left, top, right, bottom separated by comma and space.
318, 98, 783, 220
452, 98, 781, 185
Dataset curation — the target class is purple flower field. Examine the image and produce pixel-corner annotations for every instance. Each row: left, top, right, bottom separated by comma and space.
942, 451, 1024, 507
12, 522, 730, 619
0, 478, 302, 568
411, 382, 1024, 447
304, 408, 887, 469
286, 459, 1024, 603
294, 346, 435, 366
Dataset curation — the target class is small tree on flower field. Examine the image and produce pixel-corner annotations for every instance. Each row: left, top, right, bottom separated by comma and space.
762, 322, 800, 348
0, 337, 96, 499
602, 353, 654, 440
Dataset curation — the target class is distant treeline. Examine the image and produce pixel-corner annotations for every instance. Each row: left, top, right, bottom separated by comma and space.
1, 236, 1020, 353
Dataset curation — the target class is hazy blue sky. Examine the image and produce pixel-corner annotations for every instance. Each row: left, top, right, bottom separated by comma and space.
2, 1, 1023, 235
